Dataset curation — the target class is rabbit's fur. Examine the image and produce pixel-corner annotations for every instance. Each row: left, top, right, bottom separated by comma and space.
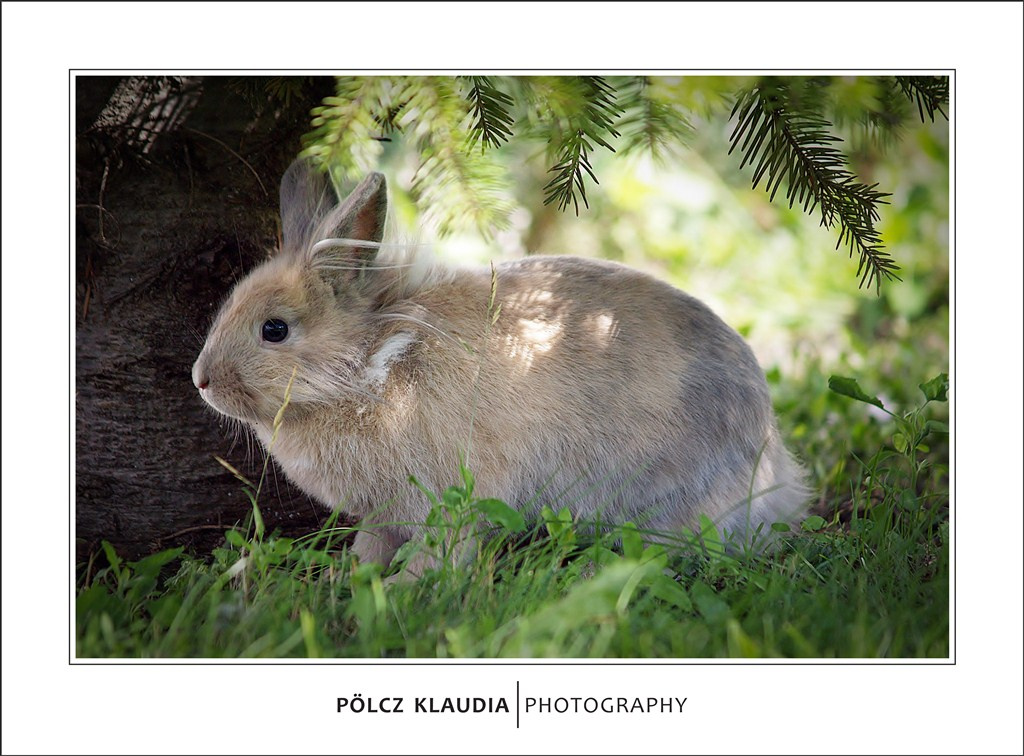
193, 159, 809, 570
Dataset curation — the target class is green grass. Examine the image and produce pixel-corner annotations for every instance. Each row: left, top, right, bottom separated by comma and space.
76, 373, 949, 659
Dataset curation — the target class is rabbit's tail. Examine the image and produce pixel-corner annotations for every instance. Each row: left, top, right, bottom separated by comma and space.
717, 432, 812, 548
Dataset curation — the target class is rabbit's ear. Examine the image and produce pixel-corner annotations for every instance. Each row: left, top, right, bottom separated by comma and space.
279, 158, 335, 255
305, 172, 388, 280
317, 172, 388, 253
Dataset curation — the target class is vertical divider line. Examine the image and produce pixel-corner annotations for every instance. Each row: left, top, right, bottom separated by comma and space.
516, 679, 520, 729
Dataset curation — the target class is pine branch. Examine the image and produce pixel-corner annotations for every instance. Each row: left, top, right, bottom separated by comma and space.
533, 76, 623, 214
262, 77, 317, 110
543, 132, 600, 214
462, 76, 515, 152
396, 77, 513, 237
300, 75, 936, 290
300, 77, 401, 179
302, 77, 512, 237
844, 77, 911, 154
895, 76, 949, 122
730, 83, 901, 292
372, 102, 407, 139
616, 77, 693, 161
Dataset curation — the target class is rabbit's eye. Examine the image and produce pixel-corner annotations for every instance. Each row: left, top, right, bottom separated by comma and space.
261, 319, 289, 343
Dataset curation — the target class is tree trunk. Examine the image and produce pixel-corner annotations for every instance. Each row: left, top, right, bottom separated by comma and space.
75, 76, 345, 562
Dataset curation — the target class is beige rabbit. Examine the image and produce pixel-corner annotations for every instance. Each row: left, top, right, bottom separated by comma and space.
192, 159, 809, 572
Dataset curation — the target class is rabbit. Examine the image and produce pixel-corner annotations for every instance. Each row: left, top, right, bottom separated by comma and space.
192, 158, 809, 575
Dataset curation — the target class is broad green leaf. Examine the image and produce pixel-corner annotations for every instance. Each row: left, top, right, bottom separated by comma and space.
586, 542, 619, 567
649, 574, 693, 611
425, 506, 446, 530
130, 547, 184, 577
828, 375, 885, 410
390, 539, 425, 570
252, 501, 265, 540
101, 540, 123, 582
770, 521, 792, 532
442, 486, 467, 510
615, 561, 659, 615
269, 538, 294, 558
899, 490, 921, 511
640, 543, 668, 569
698, 514, 726, 559
124, 573, 158, 605
460, 465, 475, 495
76, 583, 113, 618
300, 609, 321, 658
621, 522, 644, 560
543, 506, 573, 538
475, 499, 526, 532
148, 593, 183, 630
849, 519, 875, 534
690, 581, 730, 624
726, 618, 761, 657
801, 515, 827, 532
350, 588, 377, 630
919, 373, 949, 402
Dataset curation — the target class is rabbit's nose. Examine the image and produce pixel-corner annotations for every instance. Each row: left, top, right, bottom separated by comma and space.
192, 361, 210, 390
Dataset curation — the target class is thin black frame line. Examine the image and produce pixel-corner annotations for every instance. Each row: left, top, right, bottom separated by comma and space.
68, 68, 954, 73
71, 661, 953, 666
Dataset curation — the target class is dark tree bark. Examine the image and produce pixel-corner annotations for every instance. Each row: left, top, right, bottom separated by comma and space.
75, 76, 346, 562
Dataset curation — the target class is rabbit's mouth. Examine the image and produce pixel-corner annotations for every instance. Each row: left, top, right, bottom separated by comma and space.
197, 384, 254, 423
194, 372, 277, 427
192, 353, 283, 424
